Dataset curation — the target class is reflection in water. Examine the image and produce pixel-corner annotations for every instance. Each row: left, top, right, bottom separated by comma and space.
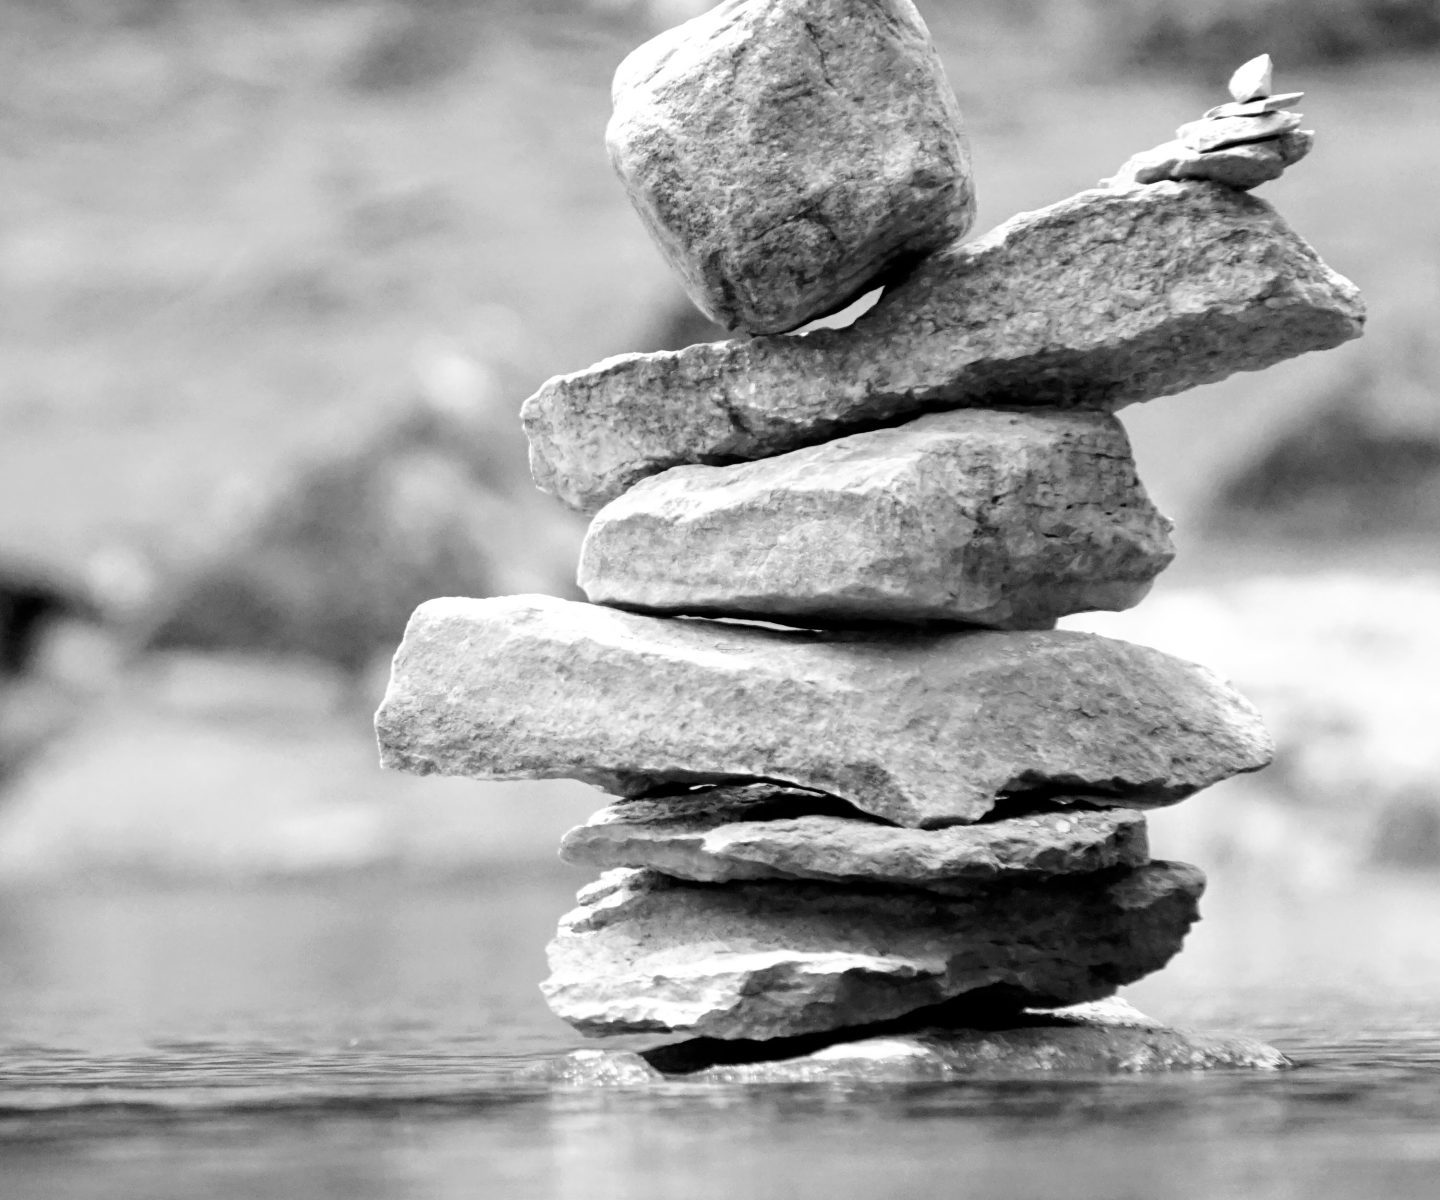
0, 873, 1438, 1200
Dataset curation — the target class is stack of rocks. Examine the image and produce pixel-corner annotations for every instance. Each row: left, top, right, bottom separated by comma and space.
376, 0, 1364, 1082
1107, 53, 1313, 191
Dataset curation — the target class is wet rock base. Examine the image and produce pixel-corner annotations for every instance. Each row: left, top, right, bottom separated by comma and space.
526, 999, 1289, 1085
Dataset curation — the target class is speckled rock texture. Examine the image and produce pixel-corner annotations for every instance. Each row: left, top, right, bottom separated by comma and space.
522, 181, 1364, 512
1104, 131, 1313, 191
560, 784, 1150, 890
607, 0, 974, 335
528, 998, 1289, 1082
374, 594, 1274, 829
540, 864, 1205, 1039
578, 409, 1174, 629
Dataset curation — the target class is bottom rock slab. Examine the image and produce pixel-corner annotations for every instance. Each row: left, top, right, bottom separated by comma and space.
527, 1000, 1289, 1085
542, 864, 1204, 1040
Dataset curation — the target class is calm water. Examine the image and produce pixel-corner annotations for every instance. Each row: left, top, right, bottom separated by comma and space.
1, 871, 1438, 1200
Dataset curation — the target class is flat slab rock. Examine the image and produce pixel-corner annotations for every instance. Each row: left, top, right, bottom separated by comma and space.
541, 864, 1204, 1040
523, 181, 1364, 512
1103, 131, 1313, 191
527, 999, 1289, 1083
608, 0, 974, 335
375, 594, 1273, 828
560, 784, 1150, 890
579, 408, 1174, 629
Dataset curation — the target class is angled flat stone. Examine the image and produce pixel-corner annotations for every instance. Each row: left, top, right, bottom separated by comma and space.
375, 594, 1274, 828
560, 784, 1151, 890
1104, 131, 1313, 191
523, 182, 1364, 512
528, 999, 1289, 1083
607, 0, 975, 334
578, 409, 1174, 629
540, 863, 1205, 1039
1177, 111, 1302, 154
1205, 93, 1304, 118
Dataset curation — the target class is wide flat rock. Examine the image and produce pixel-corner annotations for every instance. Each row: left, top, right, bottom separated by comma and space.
375, 594, 1274, 828
529, 999, 1289, 1083
579, 408, 1174, 628
541, 864, 1205, 1039
560, 784, 1150, 889
523, 181, 1364, 512
1104, 131, 1313, 191
607, 0, 974, 335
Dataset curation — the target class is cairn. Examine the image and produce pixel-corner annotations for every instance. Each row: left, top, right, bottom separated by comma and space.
376, 2, 1363, 1081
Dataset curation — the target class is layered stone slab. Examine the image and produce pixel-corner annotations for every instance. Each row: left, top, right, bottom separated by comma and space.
375, 594, 1274, 828
541, 864, 1205, 1039
1176, 110, 1302, 154
528, 999, 1288, 1083
560, 784, 1150, 890
578, 409, 1174, 629
608, 0, 974, 335
1104, 131, 1313, 191
523, 181, 1365, 512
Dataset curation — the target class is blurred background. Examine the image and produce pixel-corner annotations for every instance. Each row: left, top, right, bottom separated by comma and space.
0, 0, 1438, 1071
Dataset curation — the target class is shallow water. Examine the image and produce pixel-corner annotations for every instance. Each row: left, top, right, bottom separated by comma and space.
1, 873, 1438, 1200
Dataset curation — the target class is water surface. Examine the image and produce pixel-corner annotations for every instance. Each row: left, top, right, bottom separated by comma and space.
1, 872, 1437, 1200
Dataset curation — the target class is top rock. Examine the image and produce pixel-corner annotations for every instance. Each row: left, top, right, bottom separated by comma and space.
1229, 54, 1274, 102
607, 0, 976, 335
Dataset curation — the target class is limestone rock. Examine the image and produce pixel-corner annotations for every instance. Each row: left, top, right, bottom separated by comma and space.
528, 999, 1289, 1083
1177, 110, 1302, 154
375, 594, 1275, 828
523, 182, 1365, 512
560, 784, 1151, 889
607, 0, 975, 335
1104, 131, 1313, 192
578, 409, 1174, 629
540, 863, 1205, 1039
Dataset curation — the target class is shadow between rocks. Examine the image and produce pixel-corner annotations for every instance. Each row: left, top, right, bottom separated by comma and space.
641, 986, 1062, 1075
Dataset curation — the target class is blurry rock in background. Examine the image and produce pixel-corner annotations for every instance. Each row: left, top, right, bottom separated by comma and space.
1209, 330, 1440, 542
1099, 0, 1440, 71
0, 561, 107, 788
137, 347, 583, 681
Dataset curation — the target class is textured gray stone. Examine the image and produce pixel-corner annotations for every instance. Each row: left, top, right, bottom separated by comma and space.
523, 182, 1365, 512
375, 594, 1274, 828
1104, 132, 1313, 192
540, 863, 1205, 1039
560, 784, 1151, 890
578, 409, 1174, 629
607, 0, 975, 335
1177, 111, 1302, 154
527, 999, 1290, 1083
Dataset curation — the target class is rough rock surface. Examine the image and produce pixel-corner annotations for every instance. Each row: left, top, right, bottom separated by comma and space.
528, 999, 1289, 1083
523, 181, 1365, 512
1103, 131, 1313, 191
375, 594, 1274, 828
560, 784, 1150, 889
607, 0, 974, 335
578, 409, 1174, 628
541, 864, 1205, 1039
